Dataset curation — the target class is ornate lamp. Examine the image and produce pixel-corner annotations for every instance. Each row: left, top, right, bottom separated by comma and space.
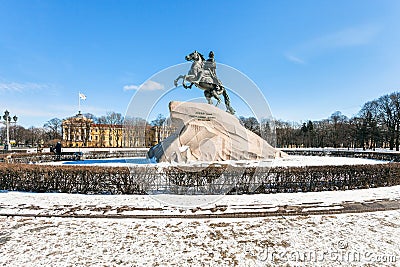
2, 110, 18, 151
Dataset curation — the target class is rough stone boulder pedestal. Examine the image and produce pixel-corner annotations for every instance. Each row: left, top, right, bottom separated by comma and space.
148, 101, 286, 163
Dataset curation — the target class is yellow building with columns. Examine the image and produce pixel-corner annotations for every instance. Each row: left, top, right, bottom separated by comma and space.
62, 113, 125, 147
62, 112, 167, 148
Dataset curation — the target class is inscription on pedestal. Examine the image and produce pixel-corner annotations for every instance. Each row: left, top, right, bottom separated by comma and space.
190, 111, 216, 121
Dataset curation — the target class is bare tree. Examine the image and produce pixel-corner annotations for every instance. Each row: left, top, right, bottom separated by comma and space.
239, 117, 260, 136
260, 118, 276, 146
329, 111, 348, 148
358, 100, 381, 150
151, 114, 166, 144
105, 112, 124, 147
43, 118, 62, 141
275, 120, 298, 148
27, 126, 46, 147
96, 116, 108, 147
376, 93, 400, 150
124, 116, 149, 147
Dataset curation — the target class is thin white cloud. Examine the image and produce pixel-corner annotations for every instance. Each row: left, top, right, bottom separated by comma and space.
285, 24, 380, 63
311, 25, 380, 48
285, 54, 306, 64
123, 80, 164, 91
123, 84, 140, 90
0, 82, 48, 93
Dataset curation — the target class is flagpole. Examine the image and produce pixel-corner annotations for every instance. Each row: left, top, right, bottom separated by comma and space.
78, 92, 81, 114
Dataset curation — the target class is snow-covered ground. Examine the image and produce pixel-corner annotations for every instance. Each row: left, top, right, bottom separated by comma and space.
1, 185, 399, 215
1, 155, 397, 266
282, 147, 400, 154
0, 210, 398, 266
45, 155, 386, 168
271, 155, 385, 167
0, 186, 399, 266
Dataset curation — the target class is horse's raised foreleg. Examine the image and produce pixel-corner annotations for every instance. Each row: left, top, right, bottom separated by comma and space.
174, 75, 185, 87
181, 75, 197, 89
182, 76, 191, 89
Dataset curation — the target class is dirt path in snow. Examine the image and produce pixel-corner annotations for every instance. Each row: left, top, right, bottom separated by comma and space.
0, 198, 399, 219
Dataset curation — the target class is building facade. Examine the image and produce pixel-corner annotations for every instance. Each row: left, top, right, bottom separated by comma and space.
62, 113, 173, 148
62, 113, 93, 147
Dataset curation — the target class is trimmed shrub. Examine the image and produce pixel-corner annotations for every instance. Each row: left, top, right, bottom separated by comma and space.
1, 163, 399, 194
0, 164, 148, 194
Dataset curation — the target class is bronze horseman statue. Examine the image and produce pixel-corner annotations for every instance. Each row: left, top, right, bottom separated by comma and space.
174, 51, 235, 114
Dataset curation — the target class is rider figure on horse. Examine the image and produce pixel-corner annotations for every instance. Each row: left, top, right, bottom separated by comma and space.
194, 51, 223, 92
203, 51, 223, 90
174, 50, 235, 114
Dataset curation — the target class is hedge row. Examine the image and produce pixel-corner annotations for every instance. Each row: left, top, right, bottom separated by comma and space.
0, 150, 148, 164
282, 149, 400, 162
163, 164, 400, 194
1, 163, 399, 194
0, 164, 152, 194
235, 164, 399, 193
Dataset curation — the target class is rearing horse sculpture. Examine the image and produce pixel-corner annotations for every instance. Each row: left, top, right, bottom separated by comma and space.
174, 51, 235, 114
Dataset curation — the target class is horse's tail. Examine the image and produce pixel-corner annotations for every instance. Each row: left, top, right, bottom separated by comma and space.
222, 87, 235, 114
222, 88, 230, 106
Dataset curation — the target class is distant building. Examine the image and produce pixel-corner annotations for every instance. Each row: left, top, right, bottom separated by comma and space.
61, 112, 174, 148
62, 113, 93, 147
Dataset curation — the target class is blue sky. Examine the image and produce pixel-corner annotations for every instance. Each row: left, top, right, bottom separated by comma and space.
1, 0, 400, 127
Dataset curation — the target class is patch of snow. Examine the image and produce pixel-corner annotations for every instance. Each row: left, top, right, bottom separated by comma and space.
42, 155, 386, 168
0, 185, 399, 215
178, 145, 190, 152
0, 185, 399, 266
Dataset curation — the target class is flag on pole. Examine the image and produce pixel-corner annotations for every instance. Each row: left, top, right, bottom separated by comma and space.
79, 92, 87, 100
78, 92, 86, 114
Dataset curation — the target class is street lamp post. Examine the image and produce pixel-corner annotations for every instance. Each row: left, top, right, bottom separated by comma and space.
2, 110, 18, 151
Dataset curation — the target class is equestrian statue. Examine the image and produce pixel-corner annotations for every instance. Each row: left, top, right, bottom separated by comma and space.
174, 51, 235, 114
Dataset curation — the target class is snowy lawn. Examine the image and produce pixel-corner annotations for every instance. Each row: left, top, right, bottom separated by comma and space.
0, 211, 399, 266
1, 185, 399, 215
0, 186, 399, 266
0, 164, 398, 266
